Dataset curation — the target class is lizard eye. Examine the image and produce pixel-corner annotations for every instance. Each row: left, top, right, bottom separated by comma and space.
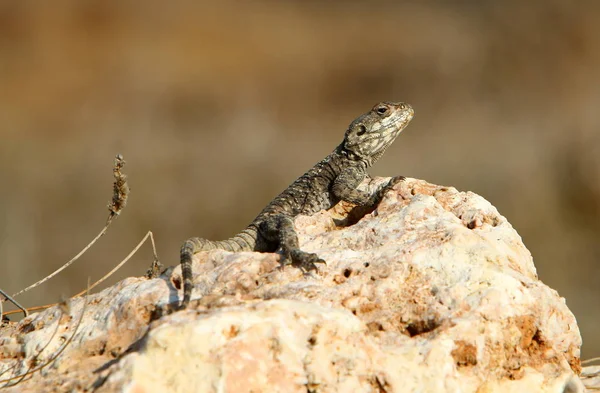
356, 125, 367, 136
376, 106, 388, 115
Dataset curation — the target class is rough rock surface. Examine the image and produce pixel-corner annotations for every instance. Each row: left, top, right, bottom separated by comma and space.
0, 178, 584, 392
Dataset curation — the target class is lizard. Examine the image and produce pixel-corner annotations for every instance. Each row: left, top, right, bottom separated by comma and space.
179, 101, 414, 308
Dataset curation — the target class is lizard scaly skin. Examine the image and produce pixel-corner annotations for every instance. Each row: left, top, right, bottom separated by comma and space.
180, 102, 414, 308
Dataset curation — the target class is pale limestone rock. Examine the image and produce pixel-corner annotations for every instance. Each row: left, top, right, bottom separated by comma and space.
0, 178, 583, 392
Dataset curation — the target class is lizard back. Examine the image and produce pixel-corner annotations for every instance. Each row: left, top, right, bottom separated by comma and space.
179, 102, 414, 308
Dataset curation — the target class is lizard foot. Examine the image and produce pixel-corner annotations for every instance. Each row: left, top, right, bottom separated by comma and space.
282, 249, 326, 272
385, 175, 405, 191
375, 175, 405, 201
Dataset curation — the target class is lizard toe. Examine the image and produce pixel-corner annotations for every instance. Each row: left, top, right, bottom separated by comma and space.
389, 175, 406, 186
289, 249, 326, 271
375, 175, 405, 201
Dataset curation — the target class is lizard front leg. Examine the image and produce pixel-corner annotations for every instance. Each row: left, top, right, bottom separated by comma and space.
332, 168, 403, 207
258, 214, 325, 271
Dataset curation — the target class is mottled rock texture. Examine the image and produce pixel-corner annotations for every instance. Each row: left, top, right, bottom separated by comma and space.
0, 178, 583, 392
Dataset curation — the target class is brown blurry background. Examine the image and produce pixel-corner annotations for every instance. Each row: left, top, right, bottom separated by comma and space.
0, 1, 599, 357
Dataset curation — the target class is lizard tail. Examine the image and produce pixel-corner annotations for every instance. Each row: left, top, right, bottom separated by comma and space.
181, 237, 220, 309
180, 238, 205, 309
179, 228, 258, 309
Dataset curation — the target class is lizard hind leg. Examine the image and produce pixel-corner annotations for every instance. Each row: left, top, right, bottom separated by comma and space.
258, 214, 325, 272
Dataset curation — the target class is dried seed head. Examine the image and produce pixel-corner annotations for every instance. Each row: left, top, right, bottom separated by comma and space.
108, 154, 129, 219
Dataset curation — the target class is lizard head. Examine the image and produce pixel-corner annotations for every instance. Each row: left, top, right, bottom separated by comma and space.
342, 102, 414, 165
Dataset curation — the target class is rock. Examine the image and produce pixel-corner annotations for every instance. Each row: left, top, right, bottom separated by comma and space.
0, 178, 583, 392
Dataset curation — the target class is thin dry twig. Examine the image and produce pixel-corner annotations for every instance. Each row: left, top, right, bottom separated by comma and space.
581, 366, 600, 392
2, 305, 56, 318
583, 357, 600, 365
145, 231, 163, 278
10, 228, 109, 300
0, 281, 90, 387
74, 231, 160, 298
8, 155, 129, 300
0, 308, 64, 386
0, 362, 18, 382
0, 288, 28, 319
2, 230, 161, 317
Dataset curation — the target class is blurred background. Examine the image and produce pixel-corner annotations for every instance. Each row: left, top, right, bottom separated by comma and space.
0, 1, 598, 357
